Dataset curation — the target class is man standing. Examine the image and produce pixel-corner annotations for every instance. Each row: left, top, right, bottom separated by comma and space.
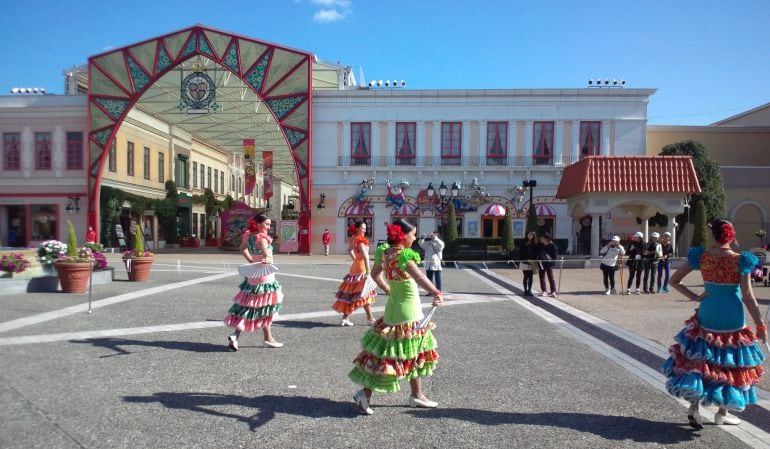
657, 231, 674, 293
625, 232, 645, 295
419, 231, 445, 292
322, 228, 332, 256
643, 232, 663, 294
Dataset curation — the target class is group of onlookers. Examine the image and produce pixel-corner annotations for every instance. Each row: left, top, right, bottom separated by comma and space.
599, 231, 674, 295
518, 231, 560, 297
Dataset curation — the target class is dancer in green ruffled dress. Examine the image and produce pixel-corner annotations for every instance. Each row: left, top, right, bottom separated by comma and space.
349, 219, 443, 415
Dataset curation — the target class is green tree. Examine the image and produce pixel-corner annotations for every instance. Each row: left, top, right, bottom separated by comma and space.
66, 220, 78, 257
446, 202, 459, 242
659, 140, 725, 226
691, 199, 708, 247
525, 203, 539, 236
501, 209, 514, 252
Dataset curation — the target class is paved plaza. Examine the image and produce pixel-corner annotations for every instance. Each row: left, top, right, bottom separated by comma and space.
0, 251, 768, 448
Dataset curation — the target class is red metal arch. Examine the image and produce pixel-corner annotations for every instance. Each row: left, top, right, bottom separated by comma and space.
86, 25, 313, 253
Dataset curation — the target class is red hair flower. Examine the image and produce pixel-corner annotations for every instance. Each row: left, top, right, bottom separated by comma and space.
387, 224, 406, 243
247, 219, 259, 233
348, 223, 357, 237
720, 222, 735, 244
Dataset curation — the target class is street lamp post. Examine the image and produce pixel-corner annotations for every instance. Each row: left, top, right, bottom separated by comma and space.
523, 179, 537, 234
427, 181, 460, 239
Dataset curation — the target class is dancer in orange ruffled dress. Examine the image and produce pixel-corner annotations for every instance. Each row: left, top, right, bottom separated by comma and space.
332, 220, 376, 326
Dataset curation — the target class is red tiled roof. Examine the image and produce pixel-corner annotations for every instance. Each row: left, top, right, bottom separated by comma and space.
555, 156, 702, 199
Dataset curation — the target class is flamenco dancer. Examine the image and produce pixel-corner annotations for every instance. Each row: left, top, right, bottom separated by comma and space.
224, 214, 284, 350
332, 221, 376, 326
349, 219, 443, 415
662, 219, 766, 429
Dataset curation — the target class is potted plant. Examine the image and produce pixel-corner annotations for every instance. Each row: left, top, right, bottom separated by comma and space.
0, 252, 31, 278
54, 221, 94, 293
123, 223, 154, 282
38, 239, 67, 274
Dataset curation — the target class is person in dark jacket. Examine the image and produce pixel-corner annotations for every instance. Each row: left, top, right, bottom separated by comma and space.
537, 232, 558, 297
642, 232, 662, 294
518, 231, 538, 296
657, 231, 674, 293
625, 232, 644, 295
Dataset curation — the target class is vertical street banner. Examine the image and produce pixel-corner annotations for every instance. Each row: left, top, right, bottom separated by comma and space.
243, 139, 255, 195
263, 151, 273, 202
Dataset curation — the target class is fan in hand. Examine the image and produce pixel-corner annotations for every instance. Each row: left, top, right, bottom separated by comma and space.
238, 262, 279, 279
417, 306, 437, 330
360, 275, 379, 299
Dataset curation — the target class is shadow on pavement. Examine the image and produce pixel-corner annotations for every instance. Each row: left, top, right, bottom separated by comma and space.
123, 392, 358, 430
274, 320, 339, 329
70, 338, 228, 357
405, 409, 698, 444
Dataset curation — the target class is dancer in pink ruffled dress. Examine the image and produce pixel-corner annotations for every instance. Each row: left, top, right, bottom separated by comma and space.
224, 214, 283, 350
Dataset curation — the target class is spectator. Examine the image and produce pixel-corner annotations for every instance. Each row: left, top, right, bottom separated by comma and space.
322, 228, 332, 256
657, 231, 674, 292
537, 232, 558, 297
418, 230, 445, 292
625, 232, 645, 295
599, 235, 626, 295
519, 231, 538, 296
643, 232, 662, 294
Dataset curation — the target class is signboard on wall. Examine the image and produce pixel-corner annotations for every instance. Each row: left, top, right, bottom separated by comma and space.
220, 202, 256, 250
279, 220, 298, 253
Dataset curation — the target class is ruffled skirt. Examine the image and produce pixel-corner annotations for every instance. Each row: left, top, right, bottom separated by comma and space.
332, 273, 376, 316
224, 277, 283, 332
348, 318, 438, 393
660, 313, 765, 411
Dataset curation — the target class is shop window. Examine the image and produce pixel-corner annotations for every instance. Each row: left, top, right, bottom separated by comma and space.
482, 217, 504, 238
31, 205, 58, 240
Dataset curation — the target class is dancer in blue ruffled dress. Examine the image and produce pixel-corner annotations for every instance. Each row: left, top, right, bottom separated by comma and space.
662, 219, 767, 429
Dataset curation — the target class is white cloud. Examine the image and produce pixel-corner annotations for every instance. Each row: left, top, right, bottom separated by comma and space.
311, 0, 351, 7
313, 8, 345, 22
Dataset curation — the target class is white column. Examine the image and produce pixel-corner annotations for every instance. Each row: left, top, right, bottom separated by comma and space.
21, 126, 33, 177
601, 121, 610, 155
416, 121, 425, 165
591, 213, 601, 256
554, 121, 564, 166
342, 122, 351, 165
524, 121, 534, 167
571, 120, 580, 161
643, 217, 650, 241
478, 120, 487, 166
508, 120, 517, 166
53, 127, 65, 177
432, 121, 441, 167
462, 121, 471, 164
387, 121, 396, 167
667, 214, 678, 257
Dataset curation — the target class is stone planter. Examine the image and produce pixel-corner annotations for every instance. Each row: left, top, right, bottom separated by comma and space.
55, 262, 92, 293
123, 257, 154, 282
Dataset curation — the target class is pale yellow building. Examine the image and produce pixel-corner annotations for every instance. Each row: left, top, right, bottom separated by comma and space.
648, 103, 770, 249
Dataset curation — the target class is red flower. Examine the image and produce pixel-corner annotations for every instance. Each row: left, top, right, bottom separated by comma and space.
348, 223, 357, 237
247, 219, 259, 233
720, 223, 736, 244
387, 224, 406, 243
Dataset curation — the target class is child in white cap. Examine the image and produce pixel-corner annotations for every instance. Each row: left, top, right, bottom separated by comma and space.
599, 236, 626, 294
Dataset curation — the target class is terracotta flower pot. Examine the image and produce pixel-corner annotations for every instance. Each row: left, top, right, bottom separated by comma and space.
124, 256, 154, 282
55, 262, 92, 293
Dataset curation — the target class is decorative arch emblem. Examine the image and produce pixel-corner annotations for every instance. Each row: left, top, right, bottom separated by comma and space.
86, 24, 313, 252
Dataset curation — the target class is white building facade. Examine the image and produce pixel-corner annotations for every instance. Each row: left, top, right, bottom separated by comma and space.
310, 88, 656, 255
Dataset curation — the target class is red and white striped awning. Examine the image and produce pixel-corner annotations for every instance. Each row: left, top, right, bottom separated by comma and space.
344, 202, 373, 216
391, 203, 419, 216
482, 204, 507, 217
535, 204, 556, 217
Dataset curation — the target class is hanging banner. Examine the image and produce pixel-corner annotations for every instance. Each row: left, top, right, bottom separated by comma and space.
263, 151, 273, 202
243, 139, 256, 195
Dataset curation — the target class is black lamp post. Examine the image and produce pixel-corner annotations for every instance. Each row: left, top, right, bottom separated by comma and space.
427, 181, 460, 238
523, 179, 538, 234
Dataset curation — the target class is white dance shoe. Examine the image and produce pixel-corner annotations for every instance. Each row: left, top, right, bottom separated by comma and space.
353, 389, 374, 415
714, 413, 741, 425
409, 396, 438, 408
263, 340, 284, 348
227, 334, 239, 352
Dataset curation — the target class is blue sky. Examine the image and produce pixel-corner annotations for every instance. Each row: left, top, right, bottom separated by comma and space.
1, 0, 768, 125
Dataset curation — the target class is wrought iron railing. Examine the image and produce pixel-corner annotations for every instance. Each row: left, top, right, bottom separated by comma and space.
337, 155, 582, 168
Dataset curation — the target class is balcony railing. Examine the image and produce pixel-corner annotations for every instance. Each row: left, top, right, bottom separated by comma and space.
337, 155, 582, 168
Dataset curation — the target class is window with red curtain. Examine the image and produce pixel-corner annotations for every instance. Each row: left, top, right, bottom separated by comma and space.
351, 122, 371, 165
3, 133, 21, 170
580, 121, 601, 158
396, 122, 416, 165
66, 132, 83, 170
35, 133, 52, 170
441, 122, 462, 165
486, 122, 507, 166
533, 121, 553, 165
